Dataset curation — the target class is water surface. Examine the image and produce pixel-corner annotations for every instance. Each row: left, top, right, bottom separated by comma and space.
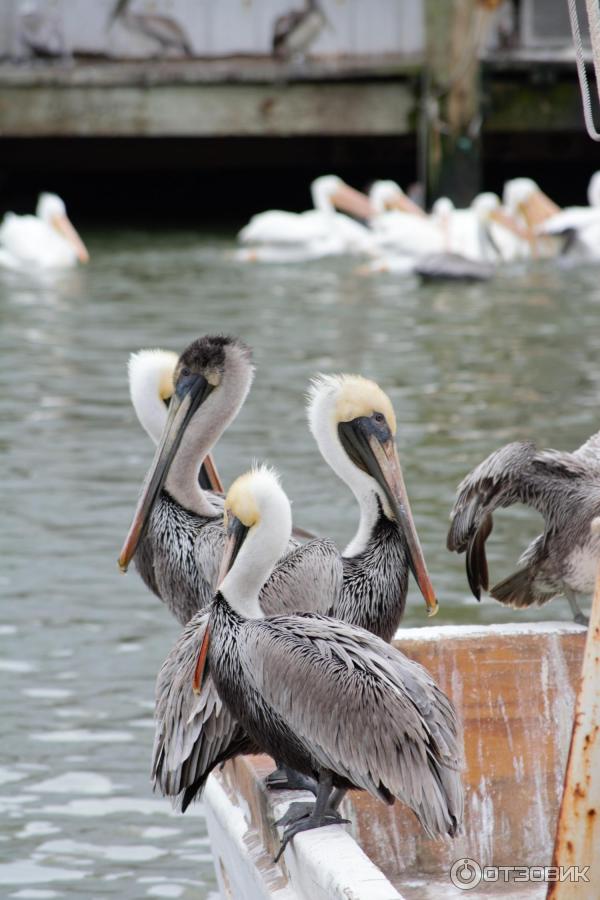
2, 231, 600, 897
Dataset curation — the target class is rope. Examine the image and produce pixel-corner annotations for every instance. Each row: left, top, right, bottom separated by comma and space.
568, 0, 600, 140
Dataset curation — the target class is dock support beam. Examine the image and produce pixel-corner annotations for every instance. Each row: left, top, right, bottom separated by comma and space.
421, 0, 493, 207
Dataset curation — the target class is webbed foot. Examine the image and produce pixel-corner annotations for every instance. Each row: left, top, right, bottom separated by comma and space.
574, 611, 589, 626
274, 801, 316, 828
274, 809, 350, 862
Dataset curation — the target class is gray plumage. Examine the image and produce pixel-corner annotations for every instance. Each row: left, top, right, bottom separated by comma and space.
136, 493, 224, 625
152, 505, 413, 806
151, 370, 430, 808
208, 594, 463, 838
152, 536, 342, 806
447, 433, 600, 611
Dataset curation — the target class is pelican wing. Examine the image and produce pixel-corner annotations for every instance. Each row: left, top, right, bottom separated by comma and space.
537, 207, 600, 235
239, 210, 328, 245
152, 609, 256, 811
259, 538, 343, 616
243, 615, 463, 837
447, 441, 595, 599
152, 535, 339, 809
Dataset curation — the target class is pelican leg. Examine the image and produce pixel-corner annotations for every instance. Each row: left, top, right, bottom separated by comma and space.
274, 771, 350, 862
566, 590, 589, 626
265, 764, 318, 795
329, 787, 348, 810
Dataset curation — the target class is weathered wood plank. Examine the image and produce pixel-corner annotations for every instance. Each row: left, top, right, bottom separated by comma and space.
0, 81, 413, 137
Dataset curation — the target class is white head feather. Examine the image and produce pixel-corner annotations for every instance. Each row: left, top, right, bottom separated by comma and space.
588, 171, 600, 208
128, 348, 178, 444
369, 180, 405, 215
307, 373, 398, 555
502, 178, 539, 215
220, 465, 292, 617
310, 175, 343, 212
36, 192, 67, 223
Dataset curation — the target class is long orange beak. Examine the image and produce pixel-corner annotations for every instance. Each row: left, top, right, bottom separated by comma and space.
489, 208, 531, 242
203, 454, 224, 493
386, 193, 427, 217
52, 213, 89, 263
118, 373, 215, 572
338, 419, 438, 617
370, 437, 438, 616
331, 183, 375, 220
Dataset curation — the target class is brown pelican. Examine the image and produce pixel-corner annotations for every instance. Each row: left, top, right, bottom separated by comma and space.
195, 466, 463, 858
153, 372, 438, 806
120, 336, 330, 624
110, 0, 193, 56
118, 335, 255, 624
447, 436, 600, 624
272, 0, 326, 61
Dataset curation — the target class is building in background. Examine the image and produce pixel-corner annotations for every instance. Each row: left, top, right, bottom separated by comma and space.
0, 0, 596, 218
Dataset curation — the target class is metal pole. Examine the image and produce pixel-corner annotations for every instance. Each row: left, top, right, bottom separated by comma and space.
547, 519, 600, 899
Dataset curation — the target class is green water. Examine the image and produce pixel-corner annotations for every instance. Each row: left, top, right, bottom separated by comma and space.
1, 229, 599, 897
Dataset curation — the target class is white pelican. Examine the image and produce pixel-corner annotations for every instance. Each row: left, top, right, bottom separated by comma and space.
237, 175, 375, 259
0, 193, 89, 269
369, 180, 444, 258
435, 193, 530, 264
502, 178, 562, 259
537, 171, 600, 258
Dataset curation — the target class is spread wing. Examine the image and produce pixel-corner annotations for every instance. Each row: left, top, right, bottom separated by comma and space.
259, 538, 343, 616
242, 615, 463, 837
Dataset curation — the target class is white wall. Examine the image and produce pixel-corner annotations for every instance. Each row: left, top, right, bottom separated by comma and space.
2, 0, 425, 60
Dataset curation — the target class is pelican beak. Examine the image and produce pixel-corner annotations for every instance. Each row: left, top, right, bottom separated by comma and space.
518, 190, 561, 231
338, 419, 438, 616
216, 515, 249, 588
386, 194, 427, 217
51, 213, 90, 263
330, 183, 375, 221
489, 208, 531, 242
118, 372, 215, 572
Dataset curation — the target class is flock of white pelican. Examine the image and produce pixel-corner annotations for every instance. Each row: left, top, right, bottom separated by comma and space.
117, 334, 596, 860
236, 172, 600, 273
1, 172, 599, 272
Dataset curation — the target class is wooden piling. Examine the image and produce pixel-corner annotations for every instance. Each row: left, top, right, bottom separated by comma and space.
421, 0, 500, 207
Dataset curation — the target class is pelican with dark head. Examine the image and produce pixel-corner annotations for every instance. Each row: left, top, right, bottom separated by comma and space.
119, 335, 254, 623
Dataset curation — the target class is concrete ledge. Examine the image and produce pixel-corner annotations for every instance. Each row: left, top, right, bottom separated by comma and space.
205, 758, 402, 900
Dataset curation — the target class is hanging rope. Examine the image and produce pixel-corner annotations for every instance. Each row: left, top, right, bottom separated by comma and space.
568, 0, 600, 140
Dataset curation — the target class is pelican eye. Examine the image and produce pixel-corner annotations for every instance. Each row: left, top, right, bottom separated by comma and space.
373, 412, 386, 425
180, 367, 191, 378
